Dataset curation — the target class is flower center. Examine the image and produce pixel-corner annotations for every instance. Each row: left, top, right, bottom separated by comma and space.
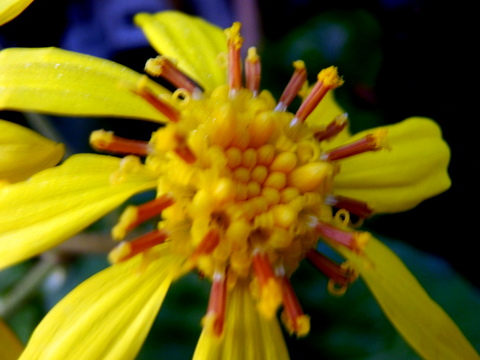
93, 21, 387, 338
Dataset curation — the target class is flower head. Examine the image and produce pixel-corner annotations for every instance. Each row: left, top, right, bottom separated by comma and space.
0, 10, 476, 360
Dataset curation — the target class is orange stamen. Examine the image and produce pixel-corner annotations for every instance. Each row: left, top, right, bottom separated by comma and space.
306, 249, 357, 288
192, 229, 221, 258
252, 248, 283, 318
313, 113, 348, 142
90, 130, 149, 156
112, 194, 175, 240
204, 270, 227, 336
325, 194, 373, 218
314, 220, 368, 252
133, 86, 180, 122
225, 22, 243, 95
145, 56, 203, 98
252, 249, 276, 286
245, 47, 261, 96
291, 66, 343, 126
274, 60, 307, 112
279, 274, 310, 337
320, 129, 388, 161
174, 140, 196, 164
128, 194, 175, 231
108, 229, 169, 263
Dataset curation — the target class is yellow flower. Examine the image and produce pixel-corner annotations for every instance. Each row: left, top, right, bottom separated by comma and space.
0, 120, 64, 183
0, 0, 34, 26
0, 10, 475, 360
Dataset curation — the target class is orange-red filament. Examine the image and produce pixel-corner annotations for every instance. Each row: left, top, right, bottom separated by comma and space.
192, 229, 221, 258
321, 133, 384, 161
314, 220, 363, 251
314, 114, 348, 142
293, 79, 331, 124
115, 229, 169, 263
227, 28, 243, 94
134, 87, 180, 122
245, 47, 261, 96
325, 194, 373, 218
275, 62, 307, 112
147, 56, 203, 95
205, 270, 227, 336
306, 249, 356, 287
91, 132, 149, 156
252, 250, 276, 286
280, 275, 308, 336
127, 194, 175, 232
174, 140, 196, 163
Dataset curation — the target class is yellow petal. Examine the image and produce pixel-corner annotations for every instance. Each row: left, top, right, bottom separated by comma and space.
334, 237, 480, 360
0, 154, 157, 269
0, 47, 171, 122
333, 117, 451, 213
193, 281, 290, 360
0, 120, 64, 183
0, 317, 23, 360
19, 245, 183, 360
0, 0, 33, 26
134, 11, 227, 91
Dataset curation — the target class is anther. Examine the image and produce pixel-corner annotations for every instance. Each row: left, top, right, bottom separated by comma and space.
108, 229, 169, 263
325, 194, 373, 218
112, 194, 175, 240
203, 270, 227, 336
90, 130, 149, 156
245, 47, 261, 96
320, 129, 388, 161
314, 113, 349, 142
275, 60, 307, 112
291, 66, 343, 126
133, 84, 180, 122
306, 249, 358, 295
314, 220, 369, 252
225, 22, 243, 96
278, 272, 310, 337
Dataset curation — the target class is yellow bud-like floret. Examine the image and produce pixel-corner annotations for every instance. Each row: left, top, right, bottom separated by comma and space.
205, 103, 236, 148
270, 151, 298, 173
261, 187, 281, 205
287, 162, 333, 193
256, 144, 275, 165
211, 177, 236, 204
225, 147, 242, 168
280, 187, 300, 203
249, 112, 276, 148
246, 181, 261, 198
264, 171, 287, 190
250, 165, 268, 184
241, 148, 257, 169
272, 204, 298, 229
233, 167, 250, 183
225, 220, 251, 248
